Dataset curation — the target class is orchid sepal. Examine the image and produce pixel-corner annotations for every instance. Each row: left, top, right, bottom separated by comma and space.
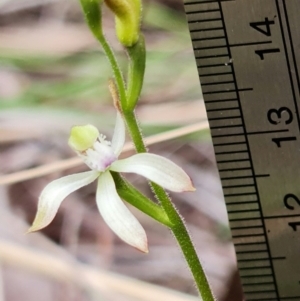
96, 171, 148, 252
28, 170, 99, 233
110, 153, 196, 192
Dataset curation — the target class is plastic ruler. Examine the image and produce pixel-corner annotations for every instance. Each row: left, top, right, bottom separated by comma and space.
183, 0, 300, 300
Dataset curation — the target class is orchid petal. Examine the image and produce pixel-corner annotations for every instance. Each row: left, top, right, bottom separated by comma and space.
111, 112, 126, 156
96, 171, 148, 252
110, 153, 195, 192
28, 171, 99, 232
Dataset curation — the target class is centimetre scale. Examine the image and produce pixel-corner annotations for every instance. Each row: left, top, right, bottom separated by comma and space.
183, 0, 300, 300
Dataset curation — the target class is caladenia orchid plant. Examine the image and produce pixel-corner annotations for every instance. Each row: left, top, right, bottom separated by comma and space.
29, 113, 195, 252
29, 0, 215, 300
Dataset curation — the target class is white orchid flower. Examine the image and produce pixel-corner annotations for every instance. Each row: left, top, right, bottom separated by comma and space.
29, 113, 195, 252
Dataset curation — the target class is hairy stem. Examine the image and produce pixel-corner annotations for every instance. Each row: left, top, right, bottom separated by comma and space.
95, 26, 215, 301
97, 35, 127, 108
123, 111, 215, 301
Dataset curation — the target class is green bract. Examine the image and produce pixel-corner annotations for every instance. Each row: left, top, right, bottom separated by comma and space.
126, 35, 146, 110
80, 0, 103, 39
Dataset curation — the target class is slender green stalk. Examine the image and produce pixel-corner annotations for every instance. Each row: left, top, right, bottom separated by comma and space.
79, 1, 214, 298
123, 111, 215, 301
123, 111, 146, 152
152, 183, 214, 301
97, 35, 127, 107
97, 30, 214, 301
79, 0, 127, 107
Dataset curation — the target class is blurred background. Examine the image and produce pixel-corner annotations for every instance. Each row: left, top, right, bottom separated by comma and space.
0, 0, 242, 300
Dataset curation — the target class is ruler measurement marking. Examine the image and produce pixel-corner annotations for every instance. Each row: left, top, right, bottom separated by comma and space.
238, 257, 277, 263
188, 18, 222, 24
185, 0, 234, 5
205, 97, 238, 103
227, 201, 258, 206
228, 209, 259, 214
190, 27, 224, 33
247, 129, 289, 135
186, 9, 220, 15
201, 80, 235, 86
230, 217, 262, 222
245, 289, 276, 294
217, 146, 247, 151
240, 267, 273, 276
255, 174, 270, 178
214, 145, 246, 151
243, 282, 275, 286
200, 71, 232, 77
231, 225, 262, 230
264, 214, 300, 219
210, 127, 289, 138
196, 54, 229, 59
272, 257, 286, 260
219, 167, 251, 172
240, 274, 278, 278
195, 45, 227, 51
236, 250, 268, 255
221, 175, 253, 180
199, 62, 229, 68
217, 158, 248, 163
232, 233, 263, 239
239, 265, 272, 271
214, 141, 245, 146
212, 132, 246, 138
275, 0, 300, 132
225, 192, 256, 197
207, 107, 239, 112
215, 149, 248, 156
203, 89, 251, 95
229, 41, 272, 47
211, 124, 243, 130
236, 243, 267, 254
240, 274, 273, 279
207, 115, 240, 120
192, 36, 225, 42
238, 88, 253, 92
222, 183, 254, 189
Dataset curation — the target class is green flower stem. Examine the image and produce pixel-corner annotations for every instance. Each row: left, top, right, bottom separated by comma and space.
111, 172, 173, 227
123, 111, 215, 301
91, 20, 214, 301
96, 34, 127, 108
123, 111, 146, 152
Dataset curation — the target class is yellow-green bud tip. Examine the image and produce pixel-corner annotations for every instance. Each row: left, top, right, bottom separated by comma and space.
68, 124, 99, 152
104, 0, 141, 47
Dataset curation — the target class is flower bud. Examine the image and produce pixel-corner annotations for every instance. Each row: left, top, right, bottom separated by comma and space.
104, 0, 141, 47
68, 124, 99, 152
